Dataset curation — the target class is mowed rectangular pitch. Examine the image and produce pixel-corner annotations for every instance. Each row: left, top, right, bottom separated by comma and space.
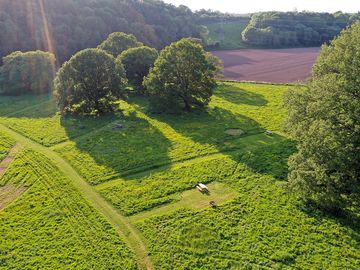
212, 47, 320, 83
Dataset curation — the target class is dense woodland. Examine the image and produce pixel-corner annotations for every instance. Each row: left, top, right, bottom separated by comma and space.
242, 11, 360, 47
0, 0, 199, 63
1, 0, 359, 65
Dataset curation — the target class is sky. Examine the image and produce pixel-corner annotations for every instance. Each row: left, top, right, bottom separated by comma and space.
163, 0, 360, 14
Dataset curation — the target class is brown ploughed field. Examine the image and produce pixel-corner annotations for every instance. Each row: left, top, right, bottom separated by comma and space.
212, 47, 320, 83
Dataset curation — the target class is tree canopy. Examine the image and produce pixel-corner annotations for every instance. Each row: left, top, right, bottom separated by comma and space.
0, 2, 358, 63
0, 50, 55, 95
0, 0, 200, 63
143, 38, 219, 112
119, 46, 158, 92
242, 11, 360, 47
54, 48, 127, 115
284, 23, 360, 211
98, 32, 143, 57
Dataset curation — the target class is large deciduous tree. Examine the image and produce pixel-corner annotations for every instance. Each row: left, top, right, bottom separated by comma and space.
98, 32, 143, 57
0, 51, 55, 95
119, 46, 158, 93
54, 48, 127, 115
285, 23, 360, 211
143, 38, 220, 112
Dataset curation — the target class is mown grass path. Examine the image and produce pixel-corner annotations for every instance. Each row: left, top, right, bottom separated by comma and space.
130, 182, 238, 223
0, 123, 153, 270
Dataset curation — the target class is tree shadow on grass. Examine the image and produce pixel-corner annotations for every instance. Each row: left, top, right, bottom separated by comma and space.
2, 96, 120, 145
300, 202, 360, 243
6, 98, 58, 118
0, 94, 54, 118
229, 138, 297, 180
62, 108, 173, 184
141, 101, 296, 181
59, 92, 293, 183
214, 84, 268, 106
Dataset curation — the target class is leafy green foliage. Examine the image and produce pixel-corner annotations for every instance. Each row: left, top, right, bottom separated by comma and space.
119, 46, 158, 92
285, 23, 360, 210
0, 149, 137, 269
0, 132, 15, 160
98, 32, 143, 57
54, 48, 127, 115
201, 20, 250, 50
242, 11, 359, 47
0, 51, 55, 95
144, 39, 218, 112
0, 0, 201, 63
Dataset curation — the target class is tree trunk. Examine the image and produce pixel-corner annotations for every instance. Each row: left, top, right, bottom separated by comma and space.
184, 98, 191, 111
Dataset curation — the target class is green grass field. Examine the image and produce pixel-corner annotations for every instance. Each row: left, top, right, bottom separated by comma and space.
0, 81, 358, 269
0, 149, 136, 269
51, 82, 291, 185
202, 20, 250, 50
136, 163, 359, 269
0, 99, 117, 146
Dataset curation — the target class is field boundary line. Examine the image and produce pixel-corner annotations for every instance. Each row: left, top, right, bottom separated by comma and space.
218, 79, 305, 86
0, 123, 153, 270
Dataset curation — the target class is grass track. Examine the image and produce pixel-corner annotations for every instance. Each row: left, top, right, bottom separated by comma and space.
0, 123, 153, 270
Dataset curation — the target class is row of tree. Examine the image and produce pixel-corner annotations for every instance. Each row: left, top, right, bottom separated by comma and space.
0, 0, 200, 64
55, 34, 219, 114
0, 32, 220, 114
242, 11, 360, 47
1, 1, 359, 65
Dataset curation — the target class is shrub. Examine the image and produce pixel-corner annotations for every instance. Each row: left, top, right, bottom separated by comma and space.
0, 51, 55, 95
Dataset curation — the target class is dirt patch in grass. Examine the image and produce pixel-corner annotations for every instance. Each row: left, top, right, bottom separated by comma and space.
225, 129, 245, 136
0, 144, 21, 177
0, 185, 26, 210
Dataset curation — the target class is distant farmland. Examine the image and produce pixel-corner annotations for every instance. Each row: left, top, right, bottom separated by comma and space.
213, 47, 320, 83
